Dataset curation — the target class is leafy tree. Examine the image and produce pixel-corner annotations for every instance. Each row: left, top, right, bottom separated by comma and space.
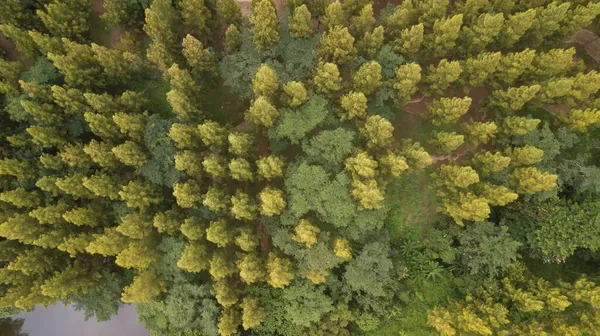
509, 167, 558, 194
315, 26, 356, 65
313, 62, 342, 95
426, 14, 463, 58
344, 241, 393, 297
428, 131, 465, 154
428, 96, 472, 125
352, 61, 382, 96
252, 64, 279, 98
217, 0, 242, 25
259, 187, 286, 216
282, 280, 333, 327
290, 5, 313, 39
303, 128, 355, 171
37, 0, 91, 42
424, 59, 462, 96
281, 81, 308, 107
225, 24, 242, 54
250, 0, 279, 50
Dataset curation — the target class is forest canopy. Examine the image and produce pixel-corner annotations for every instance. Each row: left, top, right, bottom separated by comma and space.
1, 0, 600, 335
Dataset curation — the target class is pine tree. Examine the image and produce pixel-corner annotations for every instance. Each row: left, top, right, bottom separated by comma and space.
113, 112, 146, 141
180, 217, 205, 240
350, 4, 375, 38
502, 116, 541, 135
180, 0, 213, 42
218, 307, 241, 335
173, 180, 203, 208
91, 43, 144, 83
340, 91, 368, 120
177, 241, 210, 272
559, 108, 600, 133
493, 49, 536, 87
203, 154, 227, 179
393, 23, 424, 56
460, 13, 504, 55
290, 5, 313, 39
434, 164, 480, 193
182, 34, 217, 77
225, 24, 242, 54
252, 64, 279, 98
333, 238, 352, 262
29, 30, 65, 55
497, 8, 536, 48
558, 2, 600, 39
357, 25, 384, 59
37, 0, 91, 42
84, 112, 122, 140
393, 63, 422, 106
487, 85, 541, 114
116, 237, 160, 270
257, 155, 285, 180
506, 145, 544, 166
459, 52, 502, 90
169, 123, 201, 149
209, 250, 236, 279
281, 81, 309, 107
117, 212, 154, 239
101, 0, 129, 27
26, 126, 66, 148
84, 140, 121, 168
144, 0, 181, 71
385, 0, 416, 38
119, 180, 163, 209
399, 140, 433, 169
360, 115, 394, 149
480, 183, 518, 206
47, 41, 103, 89
112, 141, 148, 167
55, 174, 95, 199
206, 219, 234, 247
266, 252, 294, 288
229, 158, 254, 181
29, 202, 70, 225
217, 0, 242, 25
313, 62, 343, 95
428, 131, 465, 154
509, 167, 558, 194
51, 85, 88, 116
121, 267, 165, 303
82, 171, 123, 200
425, 14, 463, 58
379, 152, 409, 178
428, 96, 472, 125
417, 0, 449, 28
203, 186, 230, 212
352, 61, 382, 96
198, 120, 228, 149
471, 151, 511, 175
346, 151, 378, 179
231, 191, 258, 220
0, 188, 40, 209
569, 71, 600, 102
293, 219, 320, 247
241, 297, 267, 330
259, 187, 286, 216
229, 132, 255, 156
59, 144, 93, 168
351, 178, 385, 210
424, 59, 462, 96
322, 1, 345, 30
86, 228, 129, 256
526, 2, 570, 46
213, 278, 239, 307
245, 97, 280, 128
529, 48, 576, 81
315, 26, 357, 65
175, 151, 204, 177
250, 0, 279, 50
237, 252, 265, 284
166, 64, 203, 122
442, 192, 490, 225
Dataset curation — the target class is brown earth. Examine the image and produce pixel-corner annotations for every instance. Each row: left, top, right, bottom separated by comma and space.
0, 31, 21, 61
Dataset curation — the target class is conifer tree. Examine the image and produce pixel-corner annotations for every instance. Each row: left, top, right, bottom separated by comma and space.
180, 217, 205, 240
252, 64, 279, 98
29, 30, 65, 55
203, 186, 230, 212
47, 41, 103, 89
417, 0, 449, 28
198, 121, 228, 150
166, 64, 203, 122
101, 0, 129, 27
399, 140, 433, 169
169, 123, 201, 149
351, 179, 385, 210
281, 81, 309, 107
119, 180, 163, 209
217, 0, 242, 25
173, 180, 203, 208
350, 4, 375, 38
502, 116, 541, 136
526, 2, 570, 46
257, 155, 285, 180
529, 48, 576, 81
177, 241, 210, 272
471, 151, 511, 175
505, 145, 544, 166
84, 112, 122, 140
558, 2, 600, 39
569, 71, 600, 102
250, 0, 279, 51
229, 133, 255, 156
352, 61, 382, 96
0, 188, 40, 209
112, 113, 147, 141
182, 34, 217, 77
180, 0, 213, 42
313, 62, 343, 95
241, 297, 267, 330
82, 172, 123, 200
393, 23, 424, 56
333, 238, 352, 262
434, 164, 480, 193
218, 308, 241, 335
360, 115, 394, 149
37, 0, 91, 42
117, 212, 154, 239
259, 187, 286, 216
393, 63, 422, 106
112, 141, 148, 168
315, 26, 357, 65
487, 85, 541, 114
237, 253, 265, 284
293, 219, 320, 247
84, 140, 121, 168
459, 52, 502, 90
357, 26, 384, 59
144, 0, 181, 71
425, 14, 463, 58
225, 24, 242, 54
26, 126, 66, 148
0, 24, 37, 60
340, 91, 368, 120
231, 191, 258, 221
116, 237, 160, 270
509, 167, 558, 194
175, 151, 204, 177
245, 97, 280, 128
203, 154, 227, 179
460, 13, 504, 55
121, 267, 165, 303
480, 183, 518, 206
379, 152, 409, 178
443, 192, 490, 225
497, 9, 536, 48
424, 59, 462, 96
346, 151, 378, 179
206, 219, 234, 247
559, 108, 600, 133
266, 252, 294, 288
91, 43, 144, 83
229, 158, 254, 182
322, 2, 345, 30
385, 0, 416, 38
493, 49, 536, 87
290, 5, 313, 39
428, 131, 465, 154
428, 96, 472, 125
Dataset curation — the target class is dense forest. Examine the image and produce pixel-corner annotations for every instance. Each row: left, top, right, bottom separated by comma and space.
1, 0, 600, 335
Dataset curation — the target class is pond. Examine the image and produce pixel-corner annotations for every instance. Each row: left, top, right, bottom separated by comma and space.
14, 304, 149, 336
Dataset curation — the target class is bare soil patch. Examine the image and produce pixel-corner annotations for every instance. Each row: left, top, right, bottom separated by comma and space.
0, 32, 21, 62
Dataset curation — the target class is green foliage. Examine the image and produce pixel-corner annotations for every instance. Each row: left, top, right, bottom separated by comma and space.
270, 95, 329, 144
